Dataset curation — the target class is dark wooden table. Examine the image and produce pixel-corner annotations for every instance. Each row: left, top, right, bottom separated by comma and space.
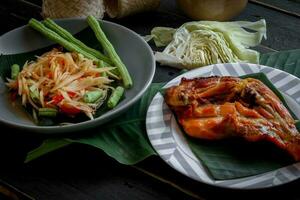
0, 0, 300, 199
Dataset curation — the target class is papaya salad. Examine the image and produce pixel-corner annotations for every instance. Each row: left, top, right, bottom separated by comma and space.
5, 16, 132, 125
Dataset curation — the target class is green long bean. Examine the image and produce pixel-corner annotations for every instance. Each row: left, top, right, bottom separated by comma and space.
29, 85, 39, 102
107, 86, 125, 108
87, 16, 133, 88
83, 90, 103, 103
38, 108, 57, 117
11, 64, 20, 80
28, 19, 98, 61
43, 18, 112, 65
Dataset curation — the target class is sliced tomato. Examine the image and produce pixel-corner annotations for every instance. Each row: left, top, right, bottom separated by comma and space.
95, 72, 105, 77
60, 103, 81, 115
51, 92, 77, 106
52, 94, 64, 104
46, 72, 53, 79
67, 91, 77, 98
58, 58, 65, 66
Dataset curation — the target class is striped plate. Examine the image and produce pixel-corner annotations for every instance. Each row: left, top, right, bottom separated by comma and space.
146, 63, 300, 189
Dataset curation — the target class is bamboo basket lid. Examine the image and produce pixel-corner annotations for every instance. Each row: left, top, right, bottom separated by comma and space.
104, 0, 160, 18
42, 0, 105, 19
42, 0, 160, 19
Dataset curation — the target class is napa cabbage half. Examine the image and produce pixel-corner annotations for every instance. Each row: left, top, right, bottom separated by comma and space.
148, 20, 267, 69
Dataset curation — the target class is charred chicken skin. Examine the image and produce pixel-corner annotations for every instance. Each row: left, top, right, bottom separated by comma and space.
165, 76, 300, 161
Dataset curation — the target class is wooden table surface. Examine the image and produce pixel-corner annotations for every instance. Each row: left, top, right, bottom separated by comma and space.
0, 0, 299, 199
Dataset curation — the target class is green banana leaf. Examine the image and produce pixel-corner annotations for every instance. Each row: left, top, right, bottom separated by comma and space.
260, 49, 300, 78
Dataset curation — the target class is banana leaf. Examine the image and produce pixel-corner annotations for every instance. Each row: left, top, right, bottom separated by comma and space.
260, 49, 300, 78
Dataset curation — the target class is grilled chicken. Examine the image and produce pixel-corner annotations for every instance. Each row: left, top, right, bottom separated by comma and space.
165, 76, 300, 161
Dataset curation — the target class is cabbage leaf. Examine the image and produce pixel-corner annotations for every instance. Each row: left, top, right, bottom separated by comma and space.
149, 20, 267, 69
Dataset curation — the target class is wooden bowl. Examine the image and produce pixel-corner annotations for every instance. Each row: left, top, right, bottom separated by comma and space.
177, 0, 248, 21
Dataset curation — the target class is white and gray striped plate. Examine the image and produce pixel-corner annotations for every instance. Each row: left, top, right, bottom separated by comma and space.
146, 63, 300, 189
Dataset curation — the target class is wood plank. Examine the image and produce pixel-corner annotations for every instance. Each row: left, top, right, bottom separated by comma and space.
23, 0, 42, 6
0, 0, 42, 35
0, 179, 35, 200
234, 3, 300, 51
249, 0, 300, 18
19, 0, 42, 9
0, 1, 299, 199
136, 157, 300, 200
0, 145, 196, 200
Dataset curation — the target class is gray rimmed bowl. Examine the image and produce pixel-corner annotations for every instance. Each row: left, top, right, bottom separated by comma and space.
0, 18, 155, 134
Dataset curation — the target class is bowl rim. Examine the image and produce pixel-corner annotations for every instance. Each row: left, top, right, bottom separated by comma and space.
0, 18, 156, 134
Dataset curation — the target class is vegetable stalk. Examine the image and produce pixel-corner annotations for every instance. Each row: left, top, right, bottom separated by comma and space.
107, 86, 124, 108
83, 90, 103, 103
38, 108, 57, 117
87, 16, 133, 88
29, 85, 39, 102
43, 18, 112, 65
28, 19, 98, 61
11, 64, 20, 80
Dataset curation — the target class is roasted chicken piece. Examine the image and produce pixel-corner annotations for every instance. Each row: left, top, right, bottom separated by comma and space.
165, 76, 300, 161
